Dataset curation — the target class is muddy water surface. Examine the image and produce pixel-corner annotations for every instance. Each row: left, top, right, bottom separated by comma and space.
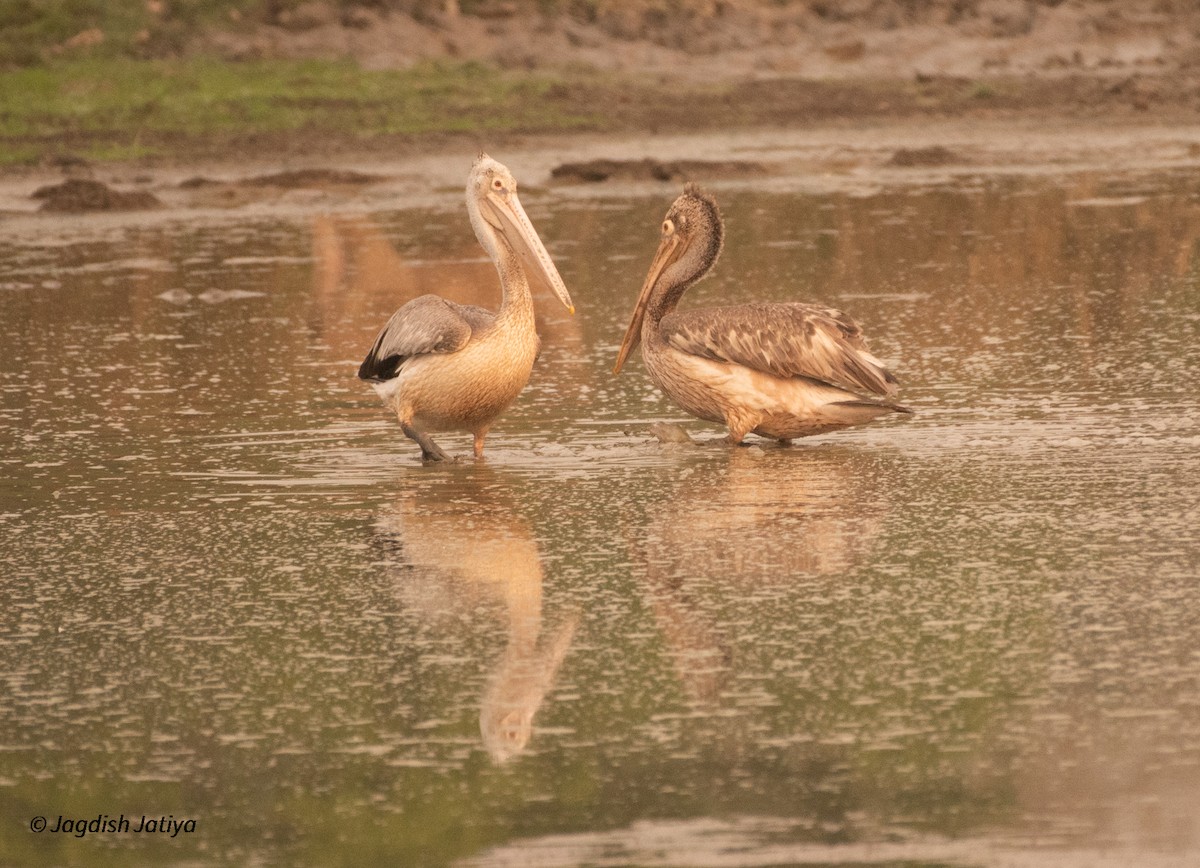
2, 165, 1199, 867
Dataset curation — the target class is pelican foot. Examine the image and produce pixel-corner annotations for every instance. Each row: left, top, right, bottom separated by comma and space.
401, 421, 451, 463
417, 438, 453, 462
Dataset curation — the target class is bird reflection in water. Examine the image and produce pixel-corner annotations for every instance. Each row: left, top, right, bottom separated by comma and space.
630, 448, 886, 705
375, 475, 577, 763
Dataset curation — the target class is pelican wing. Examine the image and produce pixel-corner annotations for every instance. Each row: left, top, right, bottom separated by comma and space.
358, 294, 493, 381
661, 302, 899, 397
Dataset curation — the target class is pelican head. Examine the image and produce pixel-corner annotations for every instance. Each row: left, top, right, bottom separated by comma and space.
614, 183, 724, 373
468, 153, 574, 314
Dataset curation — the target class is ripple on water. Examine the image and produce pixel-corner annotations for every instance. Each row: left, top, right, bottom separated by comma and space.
1, 167, 1199, 864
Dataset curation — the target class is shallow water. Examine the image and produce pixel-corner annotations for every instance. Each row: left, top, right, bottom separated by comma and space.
1, 165, 1199, 868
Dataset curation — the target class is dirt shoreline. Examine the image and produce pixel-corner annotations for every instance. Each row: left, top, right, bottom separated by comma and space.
206, 1, 1200, 86
7, 1, 1200, 177
8, 4, 1200, 213
4, 116, 1199, 234
5, 66, 1199, 184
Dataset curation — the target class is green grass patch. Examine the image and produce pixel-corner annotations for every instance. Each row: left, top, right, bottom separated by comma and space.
969, 82, 997, 100
0, 56, 600, 165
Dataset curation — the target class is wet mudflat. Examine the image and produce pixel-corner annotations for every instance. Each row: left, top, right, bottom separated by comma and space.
1, 151, 1199, 867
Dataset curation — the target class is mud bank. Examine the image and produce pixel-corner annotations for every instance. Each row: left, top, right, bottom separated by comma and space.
4, 118, 1200, 238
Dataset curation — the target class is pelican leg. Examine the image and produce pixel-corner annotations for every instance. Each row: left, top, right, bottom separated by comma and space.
400, 419, 450, 462
472, 429, 489, 460
724, 410, 758, 446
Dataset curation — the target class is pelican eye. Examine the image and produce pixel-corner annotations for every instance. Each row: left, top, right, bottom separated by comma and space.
662, 219, 675, 236
492, 178, 505, 191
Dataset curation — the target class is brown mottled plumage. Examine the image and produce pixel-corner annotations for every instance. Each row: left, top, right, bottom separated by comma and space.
614, 184, 910, 444
358, 154, 574, 461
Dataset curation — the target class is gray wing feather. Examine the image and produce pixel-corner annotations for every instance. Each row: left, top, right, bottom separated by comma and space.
661, 302, 899, 398
358, 295, 493, 381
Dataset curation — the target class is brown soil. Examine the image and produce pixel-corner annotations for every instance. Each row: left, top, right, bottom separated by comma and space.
207, 1, 1200, 86
11, 2, 1200, 196
127, 1, 1195, 171
16, 67, 1196, 178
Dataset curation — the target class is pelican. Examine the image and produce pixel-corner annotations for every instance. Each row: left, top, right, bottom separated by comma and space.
614, 184, 911, 444
358, 154, 574, 461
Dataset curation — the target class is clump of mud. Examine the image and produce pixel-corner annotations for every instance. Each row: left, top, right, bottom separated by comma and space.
174, 167, 389, 209
887, 146, 961, 167
32, 179, 162, 212
244, 168, 385, 187
180, 168, 384, 190
551, 158, 767, 184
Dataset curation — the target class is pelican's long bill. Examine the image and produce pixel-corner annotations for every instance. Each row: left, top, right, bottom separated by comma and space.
481, 189, 574, 315
613, 233, 681, 374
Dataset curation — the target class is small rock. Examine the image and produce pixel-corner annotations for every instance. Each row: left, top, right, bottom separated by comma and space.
648, 422, 694, 444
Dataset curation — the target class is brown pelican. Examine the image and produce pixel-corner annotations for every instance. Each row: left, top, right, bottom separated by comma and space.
614, 184, 910, 444
358, 154, 574, 461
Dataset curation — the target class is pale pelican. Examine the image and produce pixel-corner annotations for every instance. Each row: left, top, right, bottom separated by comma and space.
358, 154, 574, 461
614, 184, 910, 444
376, 480, 578, 764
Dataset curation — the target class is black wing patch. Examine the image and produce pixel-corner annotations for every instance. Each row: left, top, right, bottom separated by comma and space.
358, 295, 492, 381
